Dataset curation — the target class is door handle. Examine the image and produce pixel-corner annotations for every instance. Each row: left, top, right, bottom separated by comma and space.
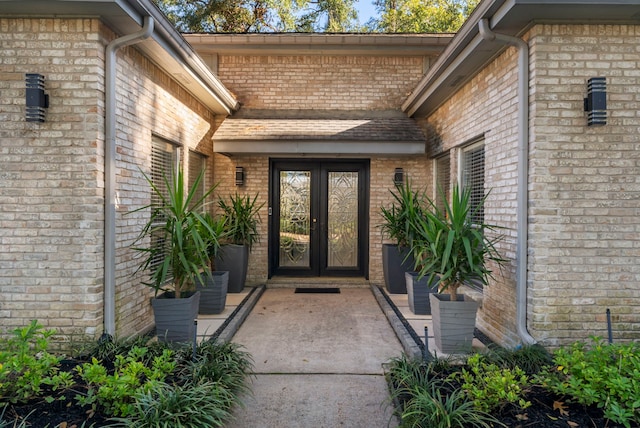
310, 218, 317, 231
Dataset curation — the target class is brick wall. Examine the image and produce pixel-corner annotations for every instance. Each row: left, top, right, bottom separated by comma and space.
218, 55, 425, 111
0, 18, 106, 348
0, 18, 221, 347
424, 24, 640, 348
424, 43, 522, 347
527, 24, 640, 347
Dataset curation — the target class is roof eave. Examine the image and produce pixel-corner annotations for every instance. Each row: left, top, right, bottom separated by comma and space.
403, 0, 640, 118
0, 0, 239, 115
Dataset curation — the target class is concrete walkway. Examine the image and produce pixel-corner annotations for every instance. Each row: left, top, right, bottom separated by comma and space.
225, 288, 402, 428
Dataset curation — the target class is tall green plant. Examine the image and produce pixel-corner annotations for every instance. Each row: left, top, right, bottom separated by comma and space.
379, 180, 427, 248
410, 184, 506, 300
131, 168, 219, 298
218, 193, 264, 250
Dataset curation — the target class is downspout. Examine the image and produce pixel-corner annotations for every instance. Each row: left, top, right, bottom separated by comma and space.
478, 18, 536, 346
104, 16, 154, 339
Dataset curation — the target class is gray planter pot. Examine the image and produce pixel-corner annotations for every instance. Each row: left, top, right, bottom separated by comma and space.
382, 244, 415, 294
405, 272, 439, 315
151, 291, 200, 343
214, 244, 249, 293
430, 293, 479, 353
195, 271, 229, 314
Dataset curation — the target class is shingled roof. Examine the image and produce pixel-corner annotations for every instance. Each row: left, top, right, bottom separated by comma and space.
212, 117, 426, 155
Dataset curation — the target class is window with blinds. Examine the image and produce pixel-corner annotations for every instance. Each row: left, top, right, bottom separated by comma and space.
150, 137, 179, 281
434, 153, 450, 213
188, 151, 206, 210
461, 142, 485, 224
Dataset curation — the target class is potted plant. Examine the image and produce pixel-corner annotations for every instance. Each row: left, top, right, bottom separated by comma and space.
194, 213, 229, 314
379, 180, 425, 294
215, 193, 264, 293
410, 185, 506, 353
131, 167, 218, 342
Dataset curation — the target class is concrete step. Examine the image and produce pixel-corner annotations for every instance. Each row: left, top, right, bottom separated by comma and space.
266, 276, 369, 289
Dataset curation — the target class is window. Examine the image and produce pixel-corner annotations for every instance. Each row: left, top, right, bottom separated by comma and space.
150, 136, 179, 279
433, 153, 450, 214
460, 142, 485, 224
188, 150, 207, 210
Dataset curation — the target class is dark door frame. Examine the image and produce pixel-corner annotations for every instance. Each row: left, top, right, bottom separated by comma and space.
268, 158, 369, 278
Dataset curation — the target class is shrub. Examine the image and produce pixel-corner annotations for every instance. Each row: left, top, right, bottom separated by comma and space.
75, 346, 176, 417
454, 353, 531, 413
536, 337, 640, 428
0, 321, 65, 404
111, 381, 234, 428
400, 382, 503, 428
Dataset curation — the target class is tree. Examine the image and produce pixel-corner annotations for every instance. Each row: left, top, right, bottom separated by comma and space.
368, 0, 480, 33
153, 0, 360, 33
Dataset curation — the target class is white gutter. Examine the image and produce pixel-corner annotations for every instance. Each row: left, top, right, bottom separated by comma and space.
104, 16, 154, 339
478, 18, 536, 346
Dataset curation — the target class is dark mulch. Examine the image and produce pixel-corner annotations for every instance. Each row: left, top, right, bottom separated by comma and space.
493, 385, 634, 428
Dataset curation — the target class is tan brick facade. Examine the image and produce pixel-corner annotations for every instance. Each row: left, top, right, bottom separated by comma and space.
0, 18, 222, 347
423, 24, 640, 347
213, 50, 435, 285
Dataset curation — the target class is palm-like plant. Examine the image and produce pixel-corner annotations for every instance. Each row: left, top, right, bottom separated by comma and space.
379, 180, 427, 247
132, 168, 219, 298
217, 193, 264, 251
409, 185, 506, 300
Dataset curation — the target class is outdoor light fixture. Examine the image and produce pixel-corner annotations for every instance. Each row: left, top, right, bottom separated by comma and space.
584, 77, 606, 126
393, 168, 404, 185
25, 73, 49, 122
235, 166, 244, 186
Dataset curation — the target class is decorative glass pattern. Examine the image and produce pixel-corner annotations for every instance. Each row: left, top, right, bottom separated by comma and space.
279, 171, 310, 268
327, 171, 358, 268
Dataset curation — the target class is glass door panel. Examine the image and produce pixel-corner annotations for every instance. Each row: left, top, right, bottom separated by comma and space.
270, 160, 368, 278
327, 171, 358, 268
278, 171, 311, 268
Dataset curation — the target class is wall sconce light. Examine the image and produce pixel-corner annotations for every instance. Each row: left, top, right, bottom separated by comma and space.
25, 73, 49, 122
235, 166, 244, 186
584, 77, 606, 126
393, 168, 404, 186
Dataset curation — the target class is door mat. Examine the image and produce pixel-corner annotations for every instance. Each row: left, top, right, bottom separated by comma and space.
294, 287, 340, 293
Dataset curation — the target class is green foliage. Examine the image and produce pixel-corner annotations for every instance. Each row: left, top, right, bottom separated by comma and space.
379, 180, 427, 248
387, 355, 503, 428
153, 0, 360, 33
218, 193, 264, 250
0, 321, 64, 404
399, 382, 502, 428
454, 353, 531, 413
481, 343, 552, 376
370, 0, 480, 32
75, 346, 176, 417
184, 341, 253, 395
111, 381, 234, 428
409, 184, 506, 299
536, 337, 640, 428
131, 167, 219, 298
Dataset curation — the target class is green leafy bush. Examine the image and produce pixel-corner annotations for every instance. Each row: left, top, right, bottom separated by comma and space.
387, 355, 503, 428
454, 353, 531, 412
536, 337, 640, 428
0, 321, 65, 404
75, 346, 176, 417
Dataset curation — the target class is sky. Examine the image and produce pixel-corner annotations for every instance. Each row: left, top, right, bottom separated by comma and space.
355, 0, 378, 25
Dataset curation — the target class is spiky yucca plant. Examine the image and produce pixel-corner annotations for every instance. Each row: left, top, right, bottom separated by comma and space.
132, 168, 219, 298
409, 185, 506, 300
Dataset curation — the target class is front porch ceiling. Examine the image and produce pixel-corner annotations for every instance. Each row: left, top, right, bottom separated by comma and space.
213, 116, 426, 156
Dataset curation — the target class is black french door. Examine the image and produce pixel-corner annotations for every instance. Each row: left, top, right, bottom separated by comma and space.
269, 159, 369, 277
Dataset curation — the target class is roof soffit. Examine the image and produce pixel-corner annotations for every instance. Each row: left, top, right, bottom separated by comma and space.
403, 0, 640, 118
